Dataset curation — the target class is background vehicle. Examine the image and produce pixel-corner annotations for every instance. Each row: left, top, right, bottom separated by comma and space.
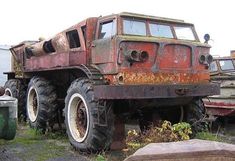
204, 56, 235, 118
4, 12, 219, 152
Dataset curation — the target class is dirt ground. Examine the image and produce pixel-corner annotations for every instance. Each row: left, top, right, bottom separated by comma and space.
0, 124, 128, 161
0, 122, 234, 161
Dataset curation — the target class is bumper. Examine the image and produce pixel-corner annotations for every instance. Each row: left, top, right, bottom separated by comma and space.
94, 83, 220, 99
204, 98, 235, 116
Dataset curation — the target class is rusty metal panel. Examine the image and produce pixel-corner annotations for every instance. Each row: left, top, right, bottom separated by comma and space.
69, 51, 87, 66
159, 44, 191, 69
25, 53, 70, 70
94, 83, 219, 99
204, 100, 235, 116
92, 38, 114, 63
25, 51, 88, 70
113, 37, 211, 85
105, 71, 210, 85
119, 42, 158, 68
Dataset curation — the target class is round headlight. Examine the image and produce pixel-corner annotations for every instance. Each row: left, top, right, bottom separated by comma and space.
130, 50, 138, 60
139, 51, 149, 61
199, 54, 206, 64
206, 54, 213, 64
125, 50, 139, 62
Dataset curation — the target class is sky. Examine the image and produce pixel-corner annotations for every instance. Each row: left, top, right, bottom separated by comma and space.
0, 0, 234, 56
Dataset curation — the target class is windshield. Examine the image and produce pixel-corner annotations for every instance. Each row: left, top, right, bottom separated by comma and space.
122, 19, 196, 41
219, 60, 235, 71
149, 23, 173, 38
174, 26, 195, 40
123, 19, 146, 36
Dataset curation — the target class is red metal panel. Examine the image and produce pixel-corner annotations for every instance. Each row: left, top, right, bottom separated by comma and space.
25, 53, 69, 70
204, 101, 235, 116
69, 51, 87, 65
158, 44, 191, 69
119, 42, 158, 69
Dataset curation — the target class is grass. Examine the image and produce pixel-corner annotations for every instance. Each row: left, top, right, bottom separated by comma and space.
1, 121, 233, 161
95, 154, 106, 161
0, 124, 72, 161
195, 132, 224, 142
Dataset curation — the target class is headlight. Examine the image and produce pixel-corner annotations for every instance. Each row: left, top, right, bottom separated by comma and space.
206, 54, 213, 64
125, 50, 149, 62
125, 50, 139, 62
199, 54, 206, 64
199, 54, 213, 65
139, 51, 149, 61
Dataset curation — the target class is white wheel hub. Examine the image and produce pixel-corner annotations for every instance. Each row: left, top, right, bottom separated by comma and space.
5, 88, 13, 97
67, 93, 89, 143
27, 86, 39, 122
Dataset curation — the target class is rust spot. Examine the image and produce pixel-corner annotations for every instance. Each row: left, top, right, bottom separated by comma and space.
106, 71, 210, 85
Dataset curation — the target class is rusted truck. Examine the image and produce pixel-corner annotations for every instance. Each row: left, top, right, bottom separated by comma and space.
4, 12, 219, 152
204, 56, 235, 118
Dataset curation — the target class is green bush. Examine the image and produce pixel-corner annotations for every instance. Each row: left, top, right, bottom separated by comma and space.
126, 121, 192, 151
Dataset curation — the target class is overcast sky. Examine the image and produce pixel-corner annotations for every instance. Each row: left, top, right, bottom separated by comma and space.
0, 0, 234, 56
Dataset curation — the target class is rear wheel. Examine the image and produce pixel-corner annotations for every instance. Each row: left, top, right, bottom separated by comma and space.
4, 79, 26, 120
65, 78, 114, 152
26, 77, 58, 131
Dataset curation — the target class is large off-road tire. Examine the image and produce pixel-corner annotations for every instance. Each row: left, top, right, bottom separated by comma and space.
185, 99, 208, 135
65, 78, 114, 152
26, 77, 58, 131
4, 79, 26, 120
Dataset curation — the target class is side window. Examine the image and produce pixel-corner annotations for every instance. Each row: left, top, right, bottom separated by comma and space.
99, 20, 116, 39
66, 30, 81, 49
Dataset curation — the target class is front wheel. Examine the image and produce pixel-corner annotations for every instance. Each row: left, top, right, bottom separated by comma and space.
185, 99, 208, 135
65, 78, 114, 152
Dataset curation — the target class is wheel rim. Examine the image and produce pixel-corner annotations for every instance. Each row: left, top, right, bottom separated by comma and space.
5, 88, 13, 97
27, 86, 39, 122
68, 93, 89, 143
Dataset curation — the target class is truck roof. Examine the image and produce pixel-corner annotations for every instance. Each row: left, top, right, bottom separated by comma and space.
101, 12, 193, 25
10, 41, 38, 50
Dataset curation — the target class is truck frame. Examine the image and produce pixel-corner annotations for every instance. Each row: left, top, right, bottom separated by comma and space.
4, 12, 219, 152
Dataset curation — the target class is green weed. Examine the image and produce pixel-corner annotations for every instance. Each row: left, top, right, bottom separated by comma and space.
195, 132, 223, 142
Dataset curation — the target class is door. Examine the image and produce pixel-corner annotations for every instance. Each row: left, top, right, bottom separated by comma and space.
91, 19, 117, 74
